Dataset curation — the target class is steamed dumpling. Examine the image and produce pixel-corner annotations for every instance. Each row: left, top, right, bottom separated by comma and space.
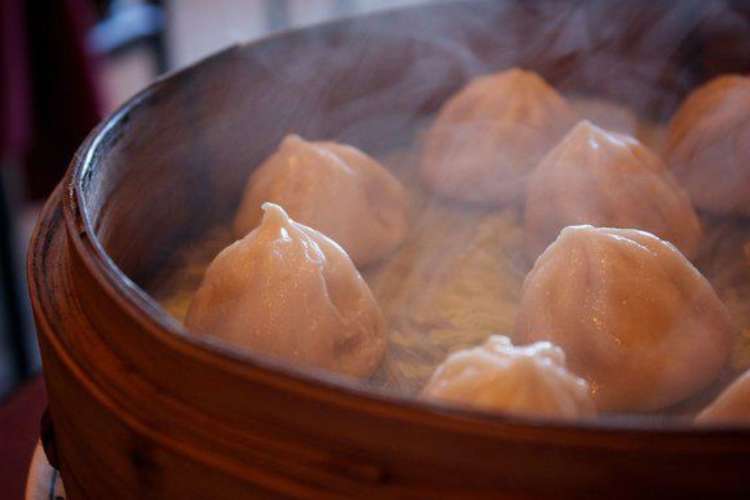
234, 135, 409, 267
420, 68, 577, 205
525, 121, 701, 261
515, 225, 733, 412
422, 335, 595, 419
666, 75, 750, 215
187, 203, 387, 378
696, 370, 750, 424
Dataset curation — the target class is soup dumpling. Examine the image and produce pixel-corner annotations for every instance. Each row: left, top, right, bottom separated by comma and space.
420, 68, 577, 205
525, 121, 701, 261
515, 225, 733, 412
696, 370, 750, 425
187, 203, 387, 378
422, 335, 595, 419
234, 135, 409, 267
666, 75, 750, 215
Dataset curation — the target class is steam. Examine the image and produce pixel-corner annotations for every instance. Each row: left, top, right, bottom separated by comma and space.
140, 1, 750, 421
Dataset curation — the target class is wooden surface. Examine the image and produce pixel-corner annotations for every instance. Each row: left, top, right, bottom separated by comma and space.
27, 1, 750, 498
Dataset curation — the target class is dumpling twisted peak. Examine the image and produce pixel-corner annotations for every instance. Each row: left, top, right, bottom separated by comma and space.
422, 335, 595, 419
420, 68, 578, 205
234, 134, 409, 267
187, 203, 387, 378
525, 120, 701, 261
515, 225, 733, 412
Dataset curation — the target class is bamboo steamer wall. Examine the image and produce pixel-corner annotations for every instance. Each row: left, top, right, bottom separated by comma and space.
28, 1, 750, 498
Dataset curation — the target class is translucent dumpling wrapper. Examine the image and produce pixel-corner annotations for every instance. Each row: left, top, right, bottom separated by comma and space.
234, 135, 409, 267
515, 225, 733, 412
422, 335, 595, 419
420, 68, 578, 205
666, 75, 750, 215
187, 203, 387, 378
525, 121, 702, 261
696, 370, 750, 424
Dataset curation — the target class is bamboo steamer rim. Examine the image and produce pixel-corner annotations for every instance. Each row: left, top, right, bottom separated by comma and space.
46, 2, 750, 447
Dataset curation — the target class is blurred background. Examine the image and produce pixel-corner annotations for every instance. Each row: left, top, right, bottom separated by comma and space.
0, 0, 441, 402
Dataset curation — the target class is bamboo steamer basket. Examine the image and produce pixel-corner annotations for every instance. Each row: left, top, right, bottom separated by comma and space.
28, 1, 750, 498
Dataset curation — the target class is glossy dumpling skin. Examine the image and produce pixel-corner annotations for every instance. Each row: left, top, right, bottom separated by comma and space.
666, 75, 750, 215
525, 121, 701, 261
422, 335, 595, 419
187, 203, 387, 378
420, 68, 577, 205
234, 135, 409, 267
515, 225, 733, 412
696, 370, 750, 425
